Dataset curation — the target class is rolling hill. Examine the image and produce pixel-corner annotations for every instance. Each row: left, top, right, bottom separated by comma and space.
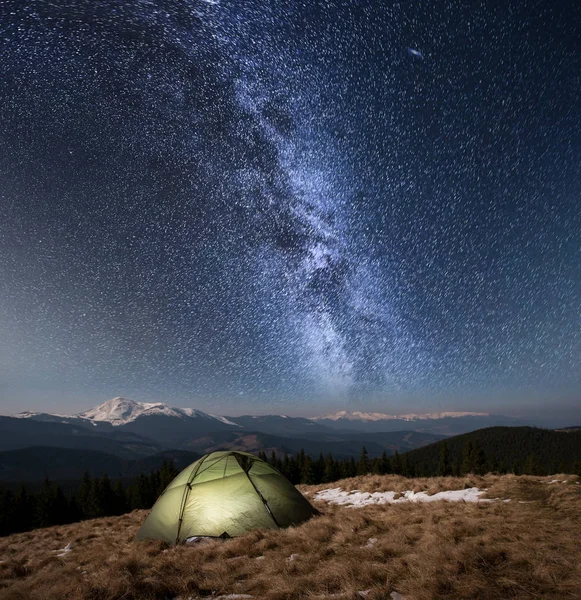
0, 417, 163, 458
0, 447, 200, 483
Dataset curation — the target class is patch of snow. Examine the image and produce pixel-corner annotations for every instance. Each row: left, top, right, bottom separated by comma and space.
13, 410, 70, 419
315, 487, 506, 506
254, 556, 265, 561
286, 553, 299, 563
358, 591, 371, 598
363, 537, 378, 548
55, 542, 72, 557
548, 480, 560, 484
210, 414, 242, 427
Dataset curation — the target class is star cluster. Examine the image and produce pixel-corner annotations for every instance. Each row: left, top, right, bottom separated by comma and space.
0, 0, 579, 413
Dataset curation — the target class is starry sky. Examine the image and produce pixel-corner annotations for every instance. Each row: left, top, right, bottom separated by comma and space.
1, 0, 580, 417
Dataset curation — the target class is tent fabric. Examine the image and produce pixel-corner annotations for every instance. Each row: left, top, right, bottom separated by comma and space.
136, 451, 319, 544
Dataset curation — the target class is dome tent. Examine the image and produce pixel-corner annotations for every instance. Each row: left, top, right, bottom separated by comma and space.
136, 451, 319, 544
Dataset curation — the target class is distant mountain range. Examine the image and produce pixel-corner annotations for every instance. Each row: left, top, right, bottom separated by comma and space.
1, 397, 577, 483
0, 416, 163, 458
311, 410, 525, 435
10, 397, 526, 435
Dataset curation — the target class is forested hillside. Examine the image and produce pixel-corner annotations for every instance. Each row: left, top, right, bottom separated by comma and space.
0, 461, 180, 537
403, 426, 581, 476
2, 427, 580, 537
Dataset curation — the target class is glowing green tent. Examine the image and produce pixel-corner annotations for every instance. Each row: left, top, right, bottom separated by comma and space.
136, 451, 319, 544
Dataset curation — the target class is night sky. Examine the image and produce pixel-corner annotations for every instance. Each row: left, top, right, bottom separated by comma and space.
1, 0, 579, 416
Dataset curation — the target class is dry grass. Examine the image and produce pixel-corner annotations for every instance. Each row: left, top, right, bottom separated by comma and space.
0, 474, 580, 599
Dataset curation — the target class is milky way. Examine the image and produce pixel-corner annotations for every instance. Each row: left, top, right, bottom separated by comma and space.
0, 1, 579, 413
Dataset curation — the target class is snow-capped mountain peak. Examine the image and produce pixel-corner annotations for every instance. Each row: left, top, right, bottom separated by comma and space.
311, 410, 491, 422
79, 397, 145, 425
78, 397, 241, 427
10, 397, 243, 428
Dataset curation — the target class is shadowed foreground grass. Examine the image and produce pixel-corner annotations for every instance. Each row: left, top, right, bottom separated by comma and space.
0, 474, 580, 599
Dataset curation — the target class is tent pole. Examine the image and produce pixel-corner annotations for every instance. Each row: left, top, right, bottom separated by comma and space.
244, 471, 281, 528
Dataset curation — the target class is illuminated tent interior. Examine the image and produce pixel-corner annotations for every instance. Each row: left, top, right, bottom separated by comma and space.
136, 451, 319, 544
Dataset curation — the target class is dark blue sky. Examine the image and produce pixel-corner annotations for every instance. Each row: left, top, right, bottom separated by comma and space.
0, 0, 579, 416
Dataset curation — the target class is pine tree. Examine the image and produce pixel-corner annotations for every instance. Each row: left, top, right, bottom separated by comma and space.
461, 442, 474, 475
67, 492, 83, 523
451, 459, 460, 477
113, 480, 128, 515
95, 474, 115, 516
318, 453, 326, 481
13, 485, 34, 533
0, 490, 15, 535
160, 460, 179, 491
297, 449, 306, 475
323, 454, 338, 483
301, 454, 314, 484
36, 479, 68, 527
357, 446, 371, 475
78, 470, 93, 518
281, 454, 291, 479
438, 442, 451, 476
523, 454, 539, 476
405, 455, 416, 477
130, 473, 150, 510
401, 453, 411, 477
472, 444, 488, 475
379, 451, 391, 475
348, 456, 357, 478
392, 451, 402, 475
287, 455, 300, 484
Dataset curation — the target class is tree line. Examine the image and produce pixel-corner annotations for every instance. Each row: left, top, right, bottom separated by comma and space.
0, 461, 179, 537
0, 449, 414, 536
403, 427, 581, 477
1, 431, 580, 537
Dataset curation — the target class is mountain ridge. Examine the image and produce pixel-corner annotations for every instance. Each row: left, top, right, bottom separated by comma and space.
15, 397, 240, 428
312, 410, 492, 421
10, 397, 522, 432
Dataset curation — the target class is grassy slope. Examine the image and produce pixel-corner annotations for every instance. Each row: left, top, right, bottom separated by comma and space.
0, 474, 580, 600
